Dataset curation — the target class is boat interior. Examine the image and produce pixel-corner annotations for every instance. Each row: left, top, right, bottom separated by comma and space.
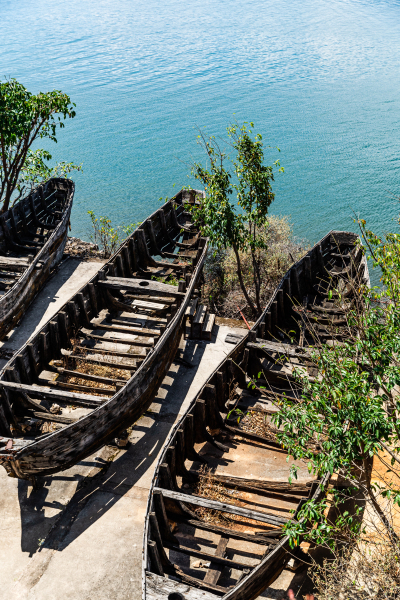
144, 231, 368, 599
0, 179, 72, 296
0, 191, 205, 449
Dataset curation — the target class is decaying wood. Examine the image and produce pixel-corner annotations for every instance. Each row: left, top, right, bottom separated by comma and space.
0, 188, 208, 480
143, 229, 369, 600
153, 488, 288, 526
175, 516, 280, 545
146, 572, 220, 600
203, 535, 229, 585
0, 179, 74, 340
0, 380, 107, 404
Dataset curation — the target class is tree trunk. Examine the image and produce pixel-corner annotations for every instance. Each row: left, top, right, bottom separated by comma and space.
362, 456, 399, 545
232, 245, 258, 317
251, 248, 262, 314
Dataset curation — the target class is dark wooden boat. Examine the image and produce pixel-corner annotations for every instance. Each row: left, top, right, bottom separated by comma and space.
142, 230, 369, 600
0, 189, 207, 479
0, 177, 74, 340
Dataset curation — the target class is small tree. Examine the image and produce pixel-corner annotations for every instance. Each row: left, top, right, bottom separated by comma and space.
191, 121, 284, 317
0, 78, 79, 212
268, 217, 400, 553
88, 211, 137, 258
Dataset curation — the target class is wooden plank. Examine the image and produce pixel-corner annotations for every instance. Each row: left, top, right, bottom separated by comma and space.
146, 572, 219, 600
54, 366, 126, 385
176, 517, 279, 545
0, 256, 30, 271
202, 312, 215, 341
165, 540, 250, 571
195, 472, 308, 500
192, 304, 207, 338
204, 535, 229, 585
153, 488, 288, 526
99, 277, 185, 298
67, 351, 137, 371
131, 298, 168, 311
125, 293, 175, 306
33, 412, 78, 424
78, 339, 147, 358
148, 540, 164, 576
38, 376, 115, 396
79, 329, 154, 348
225, 332, 246, 345
0, 380, 107, 404
89, 319, 161, 338
173, 514, 283, 546
247, 338, 311, 359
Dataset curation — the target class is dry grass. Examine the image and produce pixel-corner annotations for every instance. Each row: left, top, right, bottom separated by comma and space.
202, 215, 308, 319
236, 411, 279, 441
312, 542, 400, 600
61, 341, 132, 382
193, 466, 240, 525
64, 374, 114, 391
192, 466, 280, 532
73, 358, 130, 380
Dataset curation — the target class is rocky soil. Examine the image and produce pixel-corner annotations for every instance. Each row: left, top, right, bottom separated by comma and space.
64, 236, 105, 260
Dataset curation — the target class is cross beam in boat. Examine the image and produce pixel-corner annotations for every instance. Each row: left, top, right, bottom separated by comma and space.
0, 380, 107, 404
0, 256, 42, 271
164, 541, 252, 571
153, 487, 288, 527
99, 277, 185, 298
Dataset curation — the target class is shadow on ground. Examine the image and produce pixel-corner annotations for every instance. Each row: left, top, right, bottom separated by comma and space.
17, 336, 209, 557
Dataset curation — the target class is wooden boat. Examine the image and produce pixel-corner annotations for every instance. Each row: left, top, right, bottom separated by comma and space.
142, 230, 369, 600
0, 177, 74, 340
0, 189, 207, 479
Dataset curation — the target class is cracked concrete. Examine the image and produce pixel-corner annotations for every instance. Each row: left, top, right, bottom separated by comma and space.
0, 259, 305, 599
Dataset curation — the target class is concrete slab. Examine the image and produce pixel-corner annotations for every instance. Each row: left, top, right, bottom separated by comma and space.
0, 258, 105, 367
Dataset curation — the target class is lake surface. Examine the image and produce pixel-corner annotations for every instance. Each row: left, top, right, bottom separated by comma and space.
1, 0, 400, 249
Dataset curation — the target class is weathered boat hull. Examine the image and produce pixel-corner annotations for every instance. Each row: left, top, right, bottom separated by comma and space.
0, 178, 74, 340
142, 230, 369, 599
0, 190, 207, 478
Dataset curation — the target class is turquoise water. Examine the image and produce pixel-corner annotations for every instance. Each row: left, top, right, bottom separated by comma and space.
1, 0, 400, 245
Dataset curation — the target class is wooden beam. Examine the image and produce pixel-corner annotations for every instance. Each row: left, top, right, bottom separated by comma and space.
204, 535, 229, 585
99, 276, 185, 298
164, 540, 251, 571
176, 517, 279, 545
33, 411, 78, 424
0, 380, 107, 404
247, 338, 311, 360
153, 488, 288, 527
54, 366, 126, 385
89, 319, 161, 338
